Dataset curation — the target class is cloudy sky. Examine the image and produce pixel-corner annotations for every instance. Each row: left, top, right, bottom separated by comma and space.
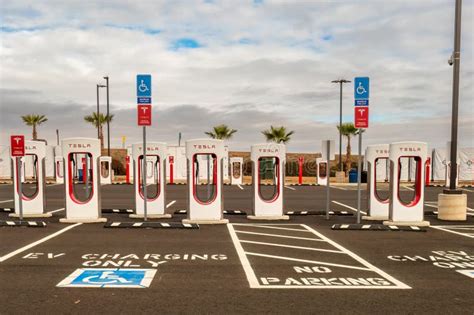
0, 0, 473, 152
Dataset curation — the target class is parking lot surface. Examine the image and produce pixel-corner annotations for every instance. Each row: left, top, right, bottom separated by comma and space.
0, 183, 473, 314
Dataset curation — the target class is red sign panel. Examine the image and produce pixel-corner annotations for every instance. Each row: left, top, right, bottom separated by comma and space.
10, 135, 25, 157
137, 105, 152, 126
169, 156, 174, 164
354, 107, 369, 128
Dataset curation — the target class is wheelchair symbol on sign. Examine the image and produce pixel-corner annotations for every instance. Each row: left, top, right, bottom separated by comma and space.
138, 80, 149, 93
356, 82, 367, 95
83, 271, 132, 284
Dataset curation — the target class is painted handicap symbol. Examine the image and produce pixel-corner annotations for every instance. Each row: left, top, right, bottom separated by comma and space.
356, 82, 367, 95
138, 80, 149, 93
57, 268, 157, 288
83, 271, 132, 284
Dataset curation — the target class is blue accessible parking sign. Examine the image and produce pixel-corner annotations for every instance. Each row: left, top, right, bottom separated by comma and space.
354, 77, 369, 100
137, 74, 152, 98
57, 268, 157, 288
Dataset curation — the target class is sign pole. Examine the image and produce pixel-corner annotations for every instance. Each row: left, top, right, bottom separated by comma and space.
18, 157, 23, 222
326, 140, 330, 220
143, 126, 147, 221
357, 131, 362, 224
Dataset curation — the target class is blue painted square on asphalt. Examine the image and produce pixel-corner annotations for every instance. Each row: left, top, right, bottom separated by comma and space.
57, 268, 157, 288
354, 77, 369, 99
137, 74, 152, 97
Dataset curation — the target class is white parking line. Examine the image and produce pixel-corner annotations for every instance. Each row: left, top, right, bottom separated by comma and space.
235, 230, 325, 242
166, 200, 176, 208
431, 225, 474, 239
239, 240, 344, 254
461, 188, 474, 192
227, 224, 260, 288
402, 186, 414, 191
0, 199, 13, 204
248, 224, 311, 233
237, 184, 244, 190
330, 186, 347, 191
426, 204, 473, 216
245, 251, 372, 271
332, 201, 367, 215
47, 207, 65, 214
47, 183, 63, 187
0, 223, 82, 263
284, 186, 296, 191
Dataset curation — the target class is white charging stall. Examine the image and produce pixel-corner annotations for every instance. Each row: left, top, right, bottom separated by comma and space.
248, 143, 289, 220
130, 142, 171, 219
230, 157, 243, 185
316, 157, 328, 186
363, 144, 390, 220
384, 141, 429, 226
99, 156, 113, 185
183, 139, 228, 224
55, 156, 64, 184
60, 138, 105, 223
11, 141, 51, 218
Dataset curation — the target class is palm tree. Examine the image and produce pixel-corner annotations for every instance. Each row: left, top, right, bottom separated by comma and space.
205, 124, 237, 140
21, 114, 48, 140
262, 126, 294, 144
337, 123, 364, 174
84, 112, 114, 149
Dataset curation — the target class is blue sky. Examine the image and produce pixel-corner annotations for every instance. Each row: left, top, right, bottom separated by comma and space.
0, 0, 472, 152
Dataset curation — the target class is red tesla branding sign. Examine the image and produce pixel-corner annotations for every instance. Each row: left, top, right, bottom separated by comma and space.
138, 105, 152, 126
10, 135, 25, 157
354, 107, 369, 128
169, 156, 174, 163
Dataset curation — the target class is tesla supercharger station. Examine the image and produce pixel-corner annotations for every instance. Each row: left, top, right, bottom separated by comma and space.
130, 142, 171, 219
363, 144, 390, 221
60, 138, 105, 223
55, 156, 64, 184
384, 141, 429, 227
230, 157, 243, 185
99, 156, 112, 185
248, 143, 289, 220
316, 157, 328, 186
11, 140, 51, 218
183, 139, 228, 224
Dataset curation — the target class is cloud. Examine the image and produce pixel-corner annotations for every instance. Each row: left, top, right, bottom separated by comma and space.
0, 1, 473, 153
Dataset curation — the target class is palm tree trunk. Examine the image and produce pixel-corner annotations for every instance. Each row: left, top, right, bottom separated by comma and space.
345, 135, 351, 174
33, 124, 37, 140
99, 125, 104, 149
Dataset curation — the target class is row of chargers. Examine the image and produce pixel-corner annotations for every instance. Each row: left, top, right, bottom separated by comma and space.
10, 138, 429, 226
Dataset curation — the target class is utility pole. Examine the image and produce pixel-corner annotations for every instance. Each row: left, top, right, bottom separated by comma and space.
331, 79, 351, 172
96, 84, 106, 140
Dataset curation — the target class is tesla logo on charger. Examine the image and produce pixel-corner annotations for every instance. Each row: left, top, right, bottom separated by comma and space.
375, 149, 389, 154
193, 145, 216, 150
259, 148, 279, 153
399, 147, 422, 152
68, 144, 92, 149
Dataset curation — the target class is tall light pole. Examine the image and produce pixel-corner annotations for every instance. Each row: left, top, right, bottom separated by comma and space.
103, 76, 111, 157
96, 84, 106, 140
331, 79, 351, 171
445, 0, 463, 194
